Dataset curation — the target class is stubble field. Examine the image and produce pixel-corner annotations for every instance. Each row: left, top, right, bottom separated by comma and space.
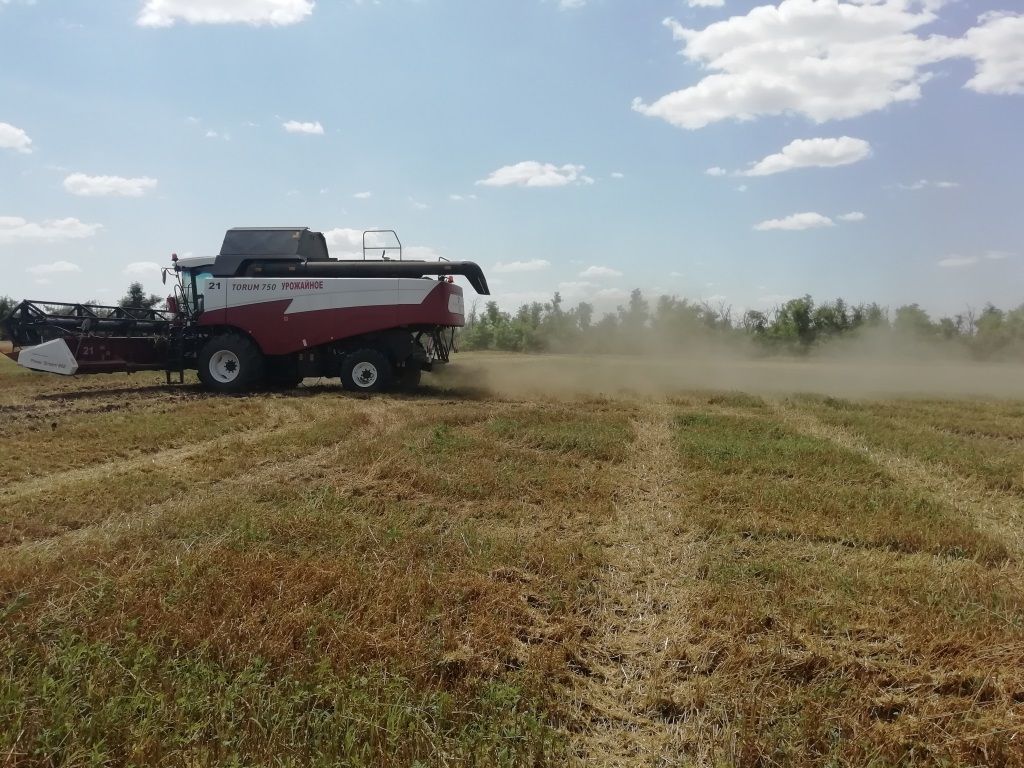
1, 353, 1023, 767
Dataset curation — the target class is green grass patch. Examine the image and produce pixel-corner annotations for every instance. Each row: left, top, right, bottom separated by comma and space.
672, 410, 1004, 560
795, 398, 1024, 496
0, 629, 561, 767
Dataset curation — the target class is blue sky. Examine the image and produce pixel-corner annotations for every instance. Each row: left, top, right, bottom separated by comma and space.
0, 0, 1021, 318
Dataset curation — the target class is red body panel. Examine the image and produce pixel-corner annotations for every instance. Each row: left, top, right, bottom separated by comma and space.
199, 280, 464, 355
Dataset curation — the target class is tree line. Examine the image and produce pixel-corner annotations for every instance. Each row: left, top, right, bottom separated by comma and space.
460, 290, 1024, 359
4, 285, 1022, 359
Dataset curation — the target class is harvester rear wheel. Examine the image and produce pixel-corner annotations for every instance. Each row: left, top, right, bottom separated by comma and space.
341, 349, 392, 393
198, 334, 265, 393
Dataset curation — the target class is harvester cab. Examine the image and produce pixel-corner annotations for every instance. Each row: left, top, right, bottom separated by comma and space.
1, 227, 490, 393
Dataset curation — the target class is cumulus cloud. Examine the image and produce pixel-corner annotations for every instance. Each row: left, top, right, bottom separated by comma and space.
838, 211, 866, 222
0, 216, 101, 244
493, 259, 552, 274
958, 12, 1024, 95
580, 265, 623, 278
705, 166, 728, 177
323, 227, 364, 258
742, 137, 871, 176
63, 173, 158, 197
611, 172, 625, 179
633, 1, 1024, 130
689, 0, 725, 6
0, 122, 32, 153
26, 261, 82, 275
754, 212, 834, 231
477, 161, 594, 188
282, 120, 324, 135
138, 0, 313, 27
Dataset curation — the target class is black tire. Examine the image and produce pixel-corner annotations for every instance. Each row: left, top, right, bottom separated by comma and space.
340, 348, 392, 393
397, 364, 422, 391
197, 334, 265, 393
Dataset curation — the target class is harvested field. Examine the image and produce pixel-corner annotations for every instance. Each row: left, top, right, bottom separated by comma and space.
1, 354, 1023, 766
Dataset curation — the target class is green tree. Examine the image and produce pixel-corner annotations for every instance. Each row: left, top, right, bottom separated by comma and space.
119, 282, 163, 311
0, 296, 17, 340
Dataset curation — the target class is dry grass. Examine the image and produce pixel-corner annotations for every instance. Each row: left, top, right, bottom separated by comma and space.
1, 357, 1023, 766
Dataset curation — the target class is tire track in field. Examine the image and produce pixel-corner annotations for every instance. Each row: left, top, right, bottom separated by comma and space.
567, 402, 703, 767
3, 397, 419, 561
772, 400, 1024, 556
0, 401, 315, 503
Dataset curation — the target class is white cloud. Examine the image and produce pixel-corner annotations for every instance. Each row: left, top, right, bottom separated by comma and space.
742, 137, 871, 176
754, 212, 834, 231
449, 194, 477, 201
937, 255, 978, 268
0, 122, 32, 154
558, 0, 586, 9
123, 261, 162, 276
611, 172, 625, 179
938, 251, 1013, 268
897, 179, 958, 190
736, 184, 748, 192
838, 211, 865, 222
282, 120, 324, 135
476, 161, 593, 188
580, 265, 623, 279
352, 191, 372, 199
493, 259, 552, 274
633, 2, 1024, 131
63, 173, 158, 197
0, 216, 102, 244
689, 0, 725, 6
958, 12, 1024, 95
26, 260, 82, 275
323, 227, 363, 258
704, 166, 728, 177
138, 0, 313, 27
409, 197, 429, 210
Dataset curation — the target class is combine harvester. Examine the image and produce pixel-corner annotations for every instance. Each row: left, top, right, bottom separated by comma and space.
0, 228, 489, 392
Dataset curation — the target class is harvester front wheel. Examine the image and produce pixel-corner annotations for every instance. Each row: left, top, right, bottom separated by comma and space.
198, 334, 265, 393
341, 349, 392, 393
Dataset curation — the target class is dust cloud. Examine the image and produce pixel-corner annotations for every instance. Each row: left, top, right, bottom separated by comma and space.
431, 351, 1024, 400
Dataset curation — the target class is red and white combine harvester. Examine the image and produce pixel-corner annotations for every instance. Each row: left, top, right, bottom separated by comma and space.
1, 228, 490, 392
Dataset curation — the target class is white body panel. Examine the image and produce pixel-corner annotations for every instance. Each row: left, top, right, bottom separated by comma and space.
18, 338, 79, 375
198, 276, 441, 315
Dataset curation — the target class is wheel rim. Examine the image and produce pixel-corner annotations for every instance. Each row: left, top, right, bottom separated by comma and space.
209, 350, 241, 383
352, 361, 379, 388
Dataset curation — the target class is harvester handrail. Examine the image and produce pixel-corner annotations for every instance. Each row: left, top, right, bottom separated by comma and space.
362, 229, 403, 262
